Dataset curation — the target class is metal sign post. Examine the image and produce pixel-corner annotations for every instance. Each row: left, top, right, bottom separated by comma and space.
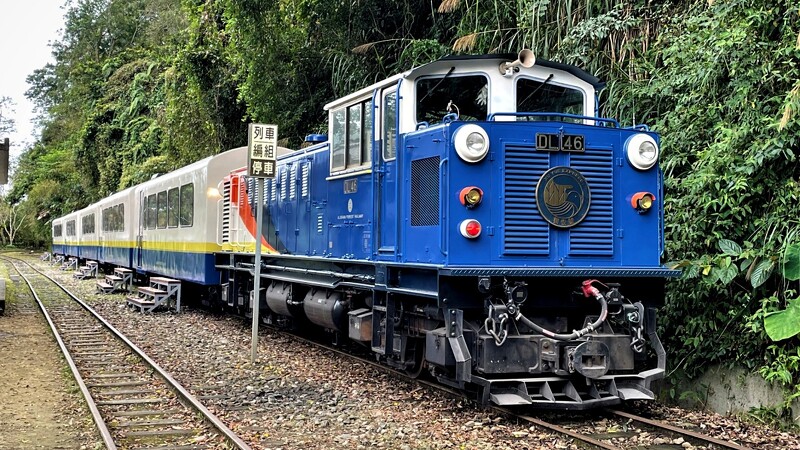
247, 123, 278, 363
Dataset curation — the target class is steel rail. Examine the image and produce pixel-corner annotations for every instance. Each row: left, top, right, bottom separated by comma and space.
10, 259, 118, 449
7, 256, 253, 450
606, 408, 754, 450
494, 407, 619, 450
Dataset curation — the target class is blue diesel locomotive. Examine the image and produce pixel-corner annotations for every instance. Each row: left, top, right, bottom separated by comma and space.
216, 51, 681, 409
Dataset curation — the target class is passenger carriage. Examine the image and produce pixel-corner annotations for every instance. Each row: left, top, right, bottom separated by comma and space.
77, 205, 101, 262
95, 187, 136, 268
51, 217, 65, 256
61, 212, 80, 259
134, 146, 247, 284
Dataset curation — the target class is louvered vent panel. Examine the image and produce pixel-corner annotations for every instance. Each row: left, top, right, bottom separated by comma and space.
301, 163, 310, 197
568, 150, 614, 255
270, 178, 277, 203
246, 176, 256, 216
317, 214, 324, 234
290, 164, 297, 199
246, 176, 255, 204
280, 168, 287, 200
222, 180, 231, 243
410, 156, 440, 226
503, 144, 550, 254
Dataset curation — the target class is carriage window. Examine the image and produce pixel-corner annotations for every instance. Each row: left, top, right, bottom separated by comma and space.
157, 191, 168, 228
82, 213, 95, 235
142, 197, 148, 229
53, 224, 62, 237
103, 204, 124, 232
66, 220, 76, 236
516, 77, 584, 120
331, 99, 372, 173
147, 194, 157, 229
416, 74, 488, 125
382, 89, 397, 160
180, 183, 194, 227
167, 187, 179, 227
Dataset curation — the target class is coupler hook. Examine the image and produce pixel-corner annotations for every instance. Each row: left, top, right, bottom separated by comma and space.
484, 303, 509, 346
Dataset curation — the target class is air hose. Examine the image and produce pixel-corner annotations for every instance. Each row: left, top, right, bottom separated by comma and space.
513, 279, 609, 341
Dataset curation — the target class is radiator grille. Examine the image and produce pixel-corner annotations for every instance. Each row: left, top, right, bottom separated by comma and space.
503, 145, 551, 254
410, 156, 440, 227
568, 150, 614, 255
503, 143, 614, 257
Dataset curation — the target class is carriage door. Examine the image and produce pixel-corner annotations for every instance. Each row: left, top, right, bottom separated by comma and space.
137, 191, 145, 267
376, 87, 398, 258
98, 213, 104, 261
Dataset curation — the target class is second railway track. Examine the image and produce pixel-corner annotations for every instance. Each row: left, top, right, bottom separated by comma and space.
4, 256, 250, 450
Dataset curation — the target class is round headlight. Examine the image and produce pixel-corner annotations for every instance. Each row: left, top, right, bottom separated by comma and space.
625, 133, 659, 170
454, 124, 490, 163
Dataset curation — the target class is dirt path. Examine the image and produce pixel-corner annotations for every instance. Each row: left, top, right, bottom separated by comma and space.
0, 267, 101, 450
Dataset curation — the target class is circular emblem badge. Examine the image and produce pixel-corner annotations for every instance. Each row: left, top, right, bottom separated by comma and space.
534, 166, 591, 228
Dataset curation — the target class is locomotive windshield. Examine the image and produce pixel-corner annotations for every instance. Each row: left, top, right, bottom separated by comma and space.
516, 77, 585, 120
416, 73, 488, 125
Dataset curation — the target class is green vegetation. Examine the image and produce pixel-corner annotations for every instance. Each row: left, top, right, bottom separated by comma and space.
2, 0, 799, 411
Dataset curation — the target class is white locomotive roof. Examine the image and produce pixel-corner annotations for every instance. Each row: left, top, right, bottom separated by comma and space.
324, 52, 602, 111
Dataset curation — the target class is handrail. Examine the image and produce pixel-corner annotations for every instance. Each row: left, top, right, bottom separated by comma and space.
487, 112, 620, 128
439, 158, 449, 257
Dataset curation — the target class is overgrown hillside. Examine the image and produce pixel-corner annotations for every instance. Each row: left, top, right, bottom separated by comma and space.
6, 0, 800, 412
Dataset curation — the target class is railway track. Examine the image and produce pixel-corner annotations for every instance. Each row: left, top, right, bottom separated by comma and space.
9, 254, 760, 449
262, 325, 755, 450
4, 257, 251, 450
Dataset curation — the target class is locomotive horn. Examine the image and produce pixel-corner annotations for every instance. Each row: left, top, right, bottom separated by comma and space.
499, 49, 536, 75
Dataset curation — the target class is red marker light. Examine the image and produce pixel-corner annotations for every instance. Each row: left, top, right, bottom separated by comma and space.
459, 219, 482, 238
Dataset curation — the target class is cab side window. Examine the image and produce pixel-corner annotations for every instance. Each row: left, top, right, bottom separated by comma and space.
330, 99, 373, 173
382, 89, 397, 160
